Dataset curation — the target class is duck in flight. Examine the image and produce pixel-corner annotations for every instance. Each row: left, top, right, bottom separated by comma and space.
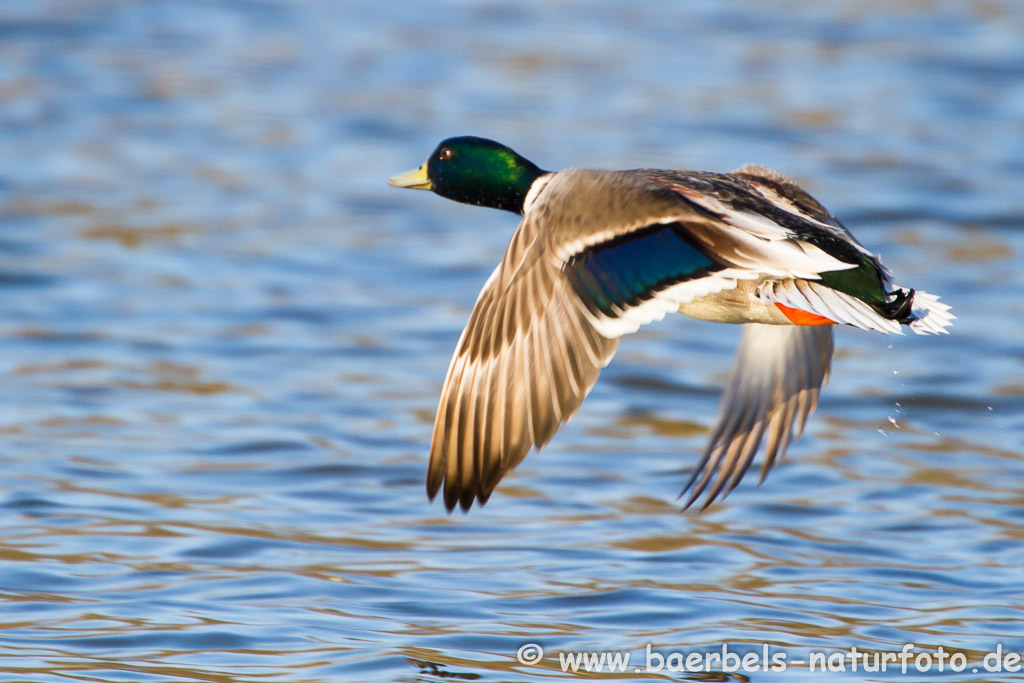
388, 136, 953, 512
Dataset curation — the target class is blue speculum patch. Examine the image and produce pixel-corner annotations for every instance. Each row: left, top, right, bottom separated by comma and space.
564, 222, 723, 317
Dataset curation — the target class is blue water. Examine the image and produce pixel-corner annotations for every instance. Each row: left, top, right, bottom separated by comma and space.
1, 1, 1022, 681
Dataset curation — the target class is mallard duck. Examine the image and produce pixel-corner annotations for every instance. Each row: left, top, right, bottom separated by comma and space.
389, 136, 953, 512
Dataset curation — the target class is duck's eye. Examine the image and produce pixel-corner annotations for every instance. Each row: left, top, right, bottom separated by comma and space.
438, 147, 453, 162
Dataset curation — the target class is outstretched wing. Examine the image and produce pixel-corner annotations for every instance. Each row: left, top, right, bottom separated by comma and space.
428, 219, 619, 511
429, 176, 760, 511
681, 324, 834, 510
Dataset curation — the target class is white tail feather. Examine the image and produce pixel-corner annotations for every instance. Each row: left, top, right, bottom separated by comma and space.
758, 281, 954, 335
903, 288, 955, 335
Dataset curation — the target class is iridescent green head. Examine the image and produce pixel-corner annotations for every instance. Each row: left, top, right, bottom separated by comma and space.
388, 136, 546, 214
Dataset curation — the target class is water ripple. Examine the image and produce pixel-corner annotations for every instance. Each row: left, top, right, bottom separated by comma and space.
0, 0, 1021, 681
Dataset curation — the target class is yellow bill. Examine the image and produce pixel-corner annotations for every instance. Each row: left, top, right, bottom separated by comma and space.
387, 164, 432, 190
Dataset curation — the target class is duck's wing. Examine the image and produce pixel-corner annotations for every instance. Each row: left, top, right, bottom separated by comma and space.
670, 166, 951, 508
429, 170, 773, 511
647, 167, 842, 509
637, 166, 865, 279
428, 211, 619, 511
729, 164, 857, 237
681, 324, 834, 510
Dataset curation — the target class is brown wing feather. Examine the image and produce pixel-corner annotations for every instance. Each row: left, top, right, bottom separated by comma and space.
428, 220, 618, 511
681, 324, 833, 510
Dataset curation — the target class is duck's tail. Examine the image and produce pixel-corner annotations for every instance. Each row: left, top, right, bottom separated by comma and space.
758, 280, 954, 335
903, 288, 955, 335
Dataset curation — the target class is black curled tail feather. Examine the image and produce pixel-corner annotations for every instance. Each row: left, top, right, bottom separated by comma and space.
881, 287, 916, 324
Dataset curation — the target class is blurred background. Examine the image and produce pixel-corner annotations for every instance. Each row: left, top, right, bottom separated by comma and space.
1, 0, 1022, 681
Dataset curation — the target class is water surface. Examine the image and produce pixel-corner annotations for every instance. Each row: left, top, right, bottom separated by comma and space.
1, 1, 1023, 681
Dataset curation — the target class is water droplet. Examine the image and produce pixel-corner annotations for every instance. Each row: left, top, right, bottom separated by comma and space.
887, 416, 900, 429
893, 369, 899, 375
